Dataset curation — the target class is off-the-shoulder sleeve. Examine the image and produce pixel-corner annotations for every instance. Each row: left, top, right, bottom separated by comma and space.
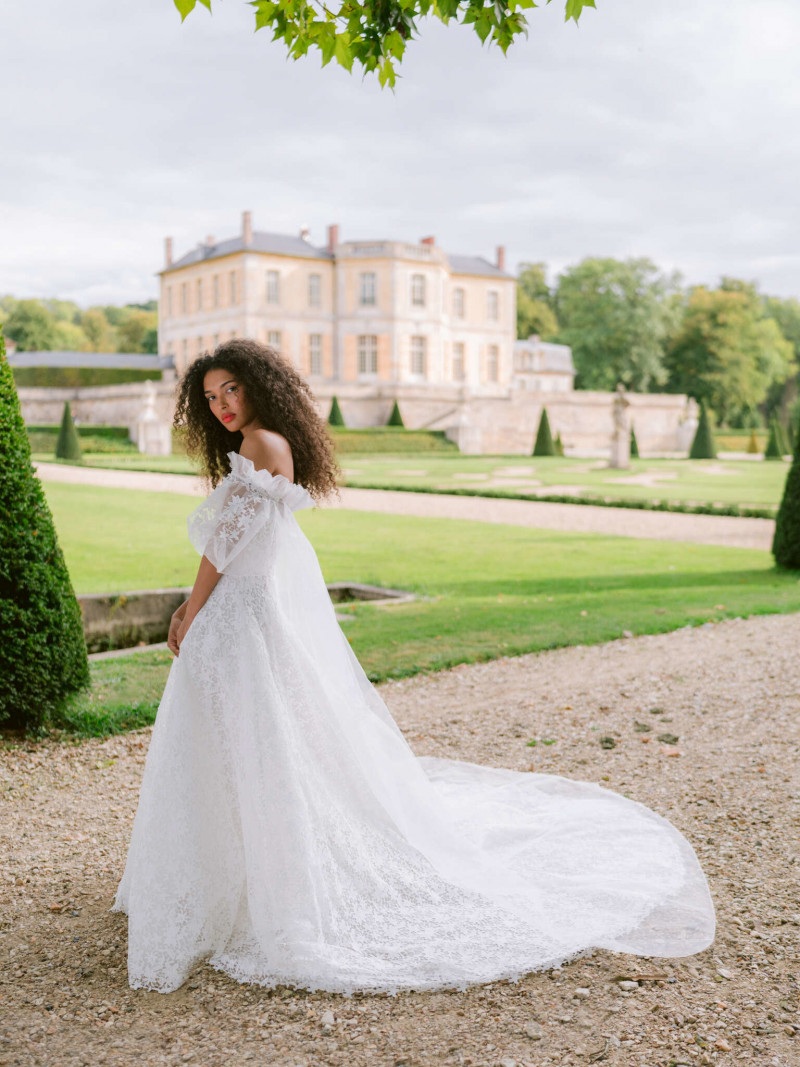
186, 453, 315, 575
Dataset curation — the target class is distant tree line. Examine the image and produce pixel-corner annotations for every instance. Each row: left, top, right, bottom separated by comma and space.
0, 296, 158, 356
517, 259, 800, 430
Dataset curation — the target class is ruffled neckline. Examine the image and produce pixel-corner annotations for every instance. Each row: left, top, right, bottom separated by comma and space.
227, 451, 315, 512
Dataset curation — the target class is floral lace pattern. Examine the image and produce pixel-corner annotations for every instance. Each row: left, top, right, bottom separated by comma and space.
113, 455, 716, 994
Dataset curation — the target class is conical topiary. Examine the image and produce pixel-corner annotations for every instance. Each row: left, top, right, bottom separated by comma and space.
772, 414, 800, 569
55, 400, 82, 462
630, 424, 639, 459
764, 418, 783, 460
532, 407, 556, 456
327, 396, 345, 427
777, 419, 791, 457
0, 331, 89, 732
747, 429, 759, 454
554, 432, 565, 457
689, 401, 716, 459
387, 400, 404, 428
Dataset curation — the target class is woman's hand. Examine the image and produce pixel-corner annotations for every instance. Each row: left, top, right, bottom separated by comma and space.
167, 600, 189, 656
173, 612, 195, 656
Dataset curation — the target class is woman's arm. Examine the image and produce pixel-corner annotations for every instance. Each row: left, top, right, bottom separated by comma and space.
174, 555, 221, 655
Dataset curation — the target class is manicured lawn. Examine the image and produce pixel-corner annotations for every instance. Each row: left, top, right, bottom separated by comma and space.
43, 451, 791, 511
338, 454, 789, 509
44, 482, 800, 736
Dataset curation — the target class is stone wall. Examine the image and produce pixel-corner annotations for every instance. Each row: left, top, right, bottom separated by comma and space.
19, 377, 695, 456
18, 378, 177, 442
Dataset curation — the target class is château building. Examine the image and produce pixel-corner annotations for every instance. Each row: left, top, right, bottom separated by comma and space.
158, 212, 517, 394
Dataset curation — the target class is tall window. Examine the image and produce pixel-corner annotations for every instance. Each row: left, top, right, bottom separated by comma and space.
181, 339, 188, 363
181, 283, 188, 314
213, 334, 219, 349
229, 271, 237, 305
487, 344, 499, 382
309, 333, 322, 375
166, 287, 172, 318
197, 336, 204, 356
267, 330, 282, 350
410, 335, 427, 377
453, 342, 465, 381
487, 290, 499, 320
411, 273, 426, 307
266, 270, 280, 304
453, 287, 465, 318
358, 335, 378, 375
196, 279, 203, 311
213, 275, 220, 308
308, 273, 321, 308
359, 272, 376, 306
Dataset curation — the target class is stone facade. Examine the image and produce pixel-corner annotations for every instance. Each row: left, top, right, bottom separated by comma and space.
159, 214, 517, 393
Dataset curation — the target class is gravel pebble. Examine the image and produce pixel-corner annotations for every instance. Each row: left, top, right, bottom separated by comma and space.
2, 613, 800, 1066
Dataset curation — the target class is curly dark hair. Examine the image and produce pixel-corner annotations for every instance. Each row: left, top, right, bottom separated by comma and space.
173, 339, 339, 499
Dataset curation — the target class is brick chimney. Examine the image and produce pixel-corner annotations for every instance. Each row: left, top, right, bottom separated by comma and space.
205, 235, 215, 247
496, 245, 506, 271
300, 224, 310, 242
420, 236, 435, 246
327, 223, 339, 253
165, 236, 173, 268
242, 210, 253, 246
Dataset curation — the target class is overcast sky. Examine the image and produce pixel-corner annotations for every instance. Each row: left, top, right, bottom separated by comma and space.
2, 0, 798, 307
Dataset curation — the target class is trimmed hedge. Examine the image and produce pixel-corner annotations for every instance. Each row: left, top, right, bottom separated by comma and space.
328, 395, 345, 427
387, 400, 405, 427
0, 333, 89, 733
12, 367, 162, 388
630, 425, 639, 459
689, 401, 717, 459
773, 416, 800, 569
533, 407, 556, 456
765, 419, 783, 460
343, 479, 778, 520
330, 428, 457, 454
55, 401, 82, 462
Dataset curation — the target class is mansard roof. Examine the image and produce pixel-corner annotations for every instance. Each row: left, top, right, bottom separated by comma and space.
447, 254, 512, 280
164, 233, 513, 279
164, 232, 333, 273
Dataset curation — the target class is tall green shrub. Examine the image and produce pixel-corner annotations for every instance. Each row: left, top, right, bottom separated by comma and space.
55, 401, 82, 462
387, 400, 404, 427
554, 432, 565, 457
689, 401, 716, 460
764, 417, 788, 460
0, 333, 89, 732
328, 396, 345, 427
630, 425, 639, 459
773, 416, 800, 569
747, 429, 759, 454
533, 407, 556, 456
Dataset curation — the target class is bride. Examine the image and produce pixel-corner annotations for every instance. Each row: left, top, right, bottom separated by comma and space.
113, 339, 715, 994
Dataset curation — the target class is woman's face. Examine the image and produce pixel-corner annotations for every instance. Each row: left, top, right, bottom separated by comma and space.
203, 368, 257, 433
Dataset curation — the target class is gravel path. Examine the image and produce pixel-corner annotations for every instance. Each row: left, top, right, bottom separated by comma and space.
3, 614, 799, 1067
34, 462, 775, 550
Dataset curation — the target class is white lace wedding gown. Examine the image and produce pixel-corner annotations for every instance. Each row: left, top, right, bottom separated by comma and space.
113, 452, 715, 994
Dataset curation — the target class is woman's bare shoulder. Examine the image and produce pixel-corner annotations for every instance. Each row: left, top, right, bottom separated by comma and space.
240, 429, 293, 478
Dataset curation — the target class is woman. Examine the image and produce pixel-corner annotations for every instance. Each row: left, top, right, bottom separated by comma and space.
113, 339, 715, 994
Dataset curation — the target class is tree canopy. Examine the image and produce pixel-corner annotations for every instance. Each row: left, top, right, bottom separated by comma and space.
665, 284, 795, 427
0, 296, 158, 355
516, 262, 558, 341
175, 0, 595, 87
554, 257, 682, 392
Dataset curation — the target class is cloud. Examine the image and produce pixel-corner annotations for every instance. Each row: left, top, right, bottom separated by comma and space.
1, 0, 799, 304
